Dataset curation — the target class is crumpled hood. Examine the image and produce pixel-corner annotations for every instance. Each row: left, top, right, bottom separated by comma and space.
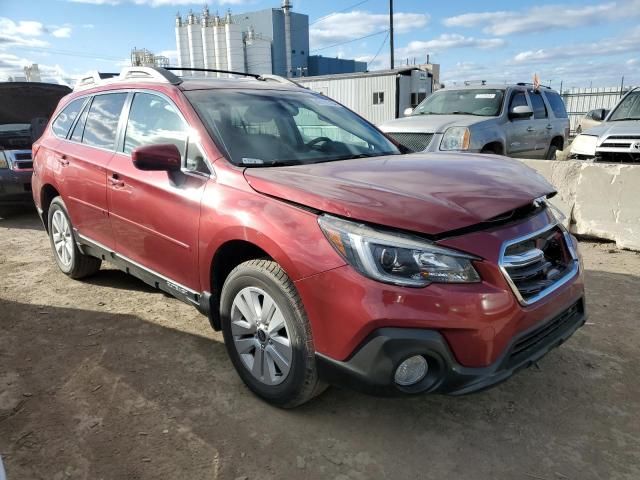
244, 152, 555, 235
582, 119, 640, 139
378, 114, 490, 133
0, 82, 71, 125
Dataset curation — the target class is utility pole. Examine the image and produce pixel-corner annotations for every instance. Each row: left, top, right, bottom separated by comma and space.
389, 0, 394, 70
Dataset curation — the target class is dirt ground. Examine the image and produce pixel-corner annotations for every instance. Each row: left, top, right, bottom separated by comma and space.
1, 210, 639, 480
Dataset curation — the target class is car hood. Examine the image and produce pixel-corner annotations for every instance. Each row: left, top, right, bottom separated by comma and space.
582, 119, 640, 138
0, 82, 71, 126
244, 153, 555, 236
378, 114, 490, 133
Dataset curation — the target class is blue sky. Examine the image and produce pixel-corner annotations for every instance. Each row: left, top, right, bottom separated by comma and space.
1, 0, 639, 89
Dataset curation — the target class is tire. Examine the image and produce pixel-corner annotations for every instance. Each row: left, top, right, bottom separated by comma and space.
47, 197, 101, 279
220, 259, 326, 408
546, 145, 558, 160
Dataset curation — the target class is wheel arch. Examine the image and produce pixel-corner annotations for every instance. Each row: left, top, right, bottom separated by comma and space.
480, 140, 505, 155
40, 183, 61, 232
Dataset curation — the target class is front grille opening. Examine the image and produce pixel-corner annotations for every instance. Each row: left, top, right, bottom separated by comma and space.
506, 300, 583, 368
502, 226, 574, 302
386, 132, 434, 152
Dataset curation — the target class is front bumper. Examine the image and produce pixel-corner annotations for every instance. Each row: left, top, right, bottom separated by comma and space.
0, 169, 34, 207
317, 298, 586, 396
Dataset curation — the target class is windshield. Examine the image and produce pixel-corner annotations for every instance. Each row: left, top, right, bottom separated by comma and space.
609, 91, 640, 121
185, 89, 400, 166
413, 89, 505, 117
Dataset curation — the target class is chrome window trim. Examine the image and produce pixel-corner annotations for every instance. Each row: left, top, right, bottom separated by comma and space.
498, 221, 580, 306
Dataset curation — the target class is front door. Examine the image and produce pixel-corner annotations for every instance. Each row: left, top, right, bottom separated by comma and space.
504, 90, 536, 158
527, 89, 552, 158
107, 91, 208, 291
55, 92, 128, 249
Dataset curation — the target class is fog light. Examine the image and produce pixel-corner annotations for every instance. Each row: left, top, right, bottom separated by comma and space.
394, 355, 428, 386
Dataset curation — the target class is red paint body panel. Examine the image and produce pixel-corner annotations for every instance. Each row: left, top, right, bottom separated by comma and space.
244, 153, 555, 235
32, 79, 585, 378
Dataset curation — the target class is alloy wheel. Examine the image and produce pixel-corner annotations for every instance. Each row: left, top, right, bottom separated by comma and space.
51, 210, 74, 268
230, 286, 292, 386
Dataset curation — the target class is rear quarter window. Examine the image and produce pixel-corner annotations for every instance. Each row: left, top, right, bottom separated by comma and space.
51, 98, 85, 138
544, 91, 568, 118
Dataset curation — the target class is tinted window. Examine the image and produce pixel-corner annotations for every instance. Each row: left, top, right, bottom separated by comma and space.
124, 93, 187, 155
510, 91, 528, 109
70, 99, 90, 142
528, 91, 548, 119
52, 98, 85, 138
82, 93, 127, 149
609, 91, 640, 121
544, 91, 568, 118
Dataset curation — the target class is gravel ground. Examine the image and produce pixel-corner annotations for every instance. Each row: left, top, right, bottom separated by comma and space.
1, 210, 639, 480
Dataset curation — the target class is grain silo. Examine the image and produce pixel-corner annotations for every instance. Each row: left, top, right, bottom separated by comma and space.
224, 11, 244, 74
245, 28, 273, 75
186, 11, 204, 75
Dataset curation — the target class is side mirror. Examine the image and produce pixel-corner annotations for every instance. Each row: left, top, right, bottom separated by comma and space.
132, 144, 182, 172
509, 105, 533, 119
403, 107, 414, 116
596, 109, 607, 121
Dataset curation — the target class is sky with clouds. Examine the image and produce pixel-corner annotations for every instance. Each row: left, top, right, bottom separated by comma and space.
0, 0, 638, 89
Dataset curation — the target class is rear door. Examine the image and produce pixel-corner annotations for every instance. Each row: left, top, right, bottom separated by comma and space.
107, 90, 209, 291
527, 89, 552, 158
504, 90, 536, 157
55, 92, 127, 249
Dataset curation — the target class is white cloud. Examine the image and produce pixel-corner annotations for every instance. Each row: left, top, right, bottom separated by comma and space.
310, 11, 429, 49
443, 0, 640, 36
512, 27, 640, 63
0, 18, 46, 37
82, 24, 95, 29
397, 34, 505, 59
51, 27, 72, 38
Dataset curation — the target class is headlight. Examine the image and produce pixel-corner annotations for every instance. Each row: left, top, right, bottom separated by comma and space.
0, 151, 8, 169
318, 215, 481, 287
440, 127, 470, 151
570, 134, 597, 156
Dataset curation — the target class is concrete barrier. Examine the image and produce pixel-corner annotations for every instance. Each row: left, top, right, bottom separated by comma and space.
519, 159, 640, 251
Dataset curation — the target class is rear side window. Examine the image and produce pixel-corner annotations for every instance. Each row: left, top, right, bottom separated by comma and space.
124, 92, 187, 155
528, 91, 548, 119
51, 98, 85, 138
82, 93, 127, 150
544, 91, 568, 118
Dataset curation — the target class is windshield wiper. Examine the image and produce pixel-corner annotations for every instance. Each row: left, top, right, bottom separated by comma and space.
450, 111, 479, 115
239, 159, 301, 167
610, 117, 640, 121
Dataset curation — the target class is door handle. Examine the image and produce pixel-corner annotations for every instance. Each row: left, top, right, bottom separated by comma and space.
108, 173, 125, 188
57, 155, 69, 166
526, 127, 535, 132
546, 125, 553, 130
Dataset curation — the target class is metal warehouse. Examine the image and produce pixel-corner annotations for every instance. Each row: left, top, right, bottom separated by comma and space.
297, 66, 439, 125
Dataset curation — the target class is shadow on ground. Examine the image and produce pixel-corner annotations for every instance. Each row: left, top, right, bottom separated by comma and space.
1, 263, 639, 480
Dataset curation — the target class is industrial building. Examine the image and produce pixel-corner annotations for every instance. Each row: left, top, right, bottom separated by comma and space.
297, 66, 439, 125
174, 1, 366, 77
307, 56, 367, 76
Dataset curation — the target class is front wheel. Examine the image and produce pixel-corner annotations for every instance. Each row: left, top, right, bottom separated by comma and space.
546, 145, 558, 160
220, 259, 326, 408
47, 197, 101, 279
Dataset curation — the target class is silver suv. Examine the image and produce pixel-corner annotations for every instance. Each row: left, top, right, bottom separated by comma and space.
379, 83, 570, 160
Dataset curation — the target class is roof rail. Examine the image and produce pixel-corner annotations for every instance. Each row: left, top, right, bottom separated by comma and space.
164, 66, 261, 79
119, 66, 182, 85
74, 71, 118, 91
258, 74, 305, 88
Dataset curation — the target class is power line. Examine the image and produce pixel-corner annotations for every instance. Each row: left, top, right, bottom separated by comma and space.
309, 0, 370, 25
368, 31, 389, 68
311, 29, 389, 53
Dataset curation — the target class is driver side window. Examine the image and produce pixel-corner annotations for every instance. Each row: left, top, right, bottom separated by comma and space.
509, 92, 528, 120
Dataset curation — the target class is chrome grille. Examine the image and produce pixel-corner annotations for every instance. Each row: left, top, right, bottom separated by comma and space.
500, 224, 579, 305
386, 132, 434, 152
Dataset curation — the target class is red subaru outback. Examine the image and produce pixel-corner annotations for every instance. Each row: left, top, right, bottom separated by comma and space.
32, 67, 585, 407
